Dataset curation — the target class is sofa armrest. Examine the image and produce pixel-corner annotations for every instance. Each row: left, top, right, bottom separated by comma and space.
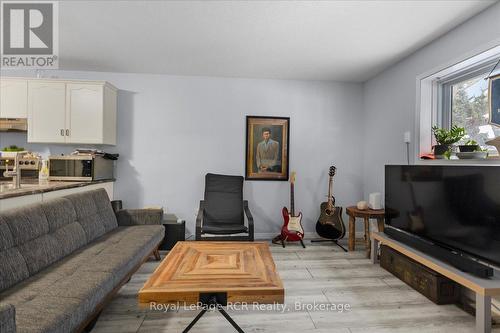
116, 208, 164, 226
195, 201, 204, 240
0, 303, 16, 333
243, 200, 254, 241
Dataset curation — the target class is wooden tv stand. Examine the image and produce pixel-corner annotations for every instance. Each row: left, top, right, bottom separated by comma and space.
371, 232, 500, 333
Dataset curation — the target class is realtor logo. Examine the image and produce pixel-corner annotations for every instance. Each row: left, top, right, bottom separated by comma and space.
1, 1, 59, 68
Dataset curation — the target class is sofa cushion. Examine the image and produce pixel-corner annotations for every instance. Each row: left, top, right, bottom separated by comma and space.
79, 225, 164, 284
40, 270, 115, 317
66, 190, 118, 242
0, 248, 30, 291
121, 225, 165, 243
0, 205, 65, 282
0, 269, 66, 307
14, 296, 86, 333
51, 222, 87, 257
67, 192, 106, 242
40, 226, 139, 279
91, 189, 119, 232
3, 205, 49, 245
18, 234, 63, 276
0, 216, 14, 251
41, 197, 77, 231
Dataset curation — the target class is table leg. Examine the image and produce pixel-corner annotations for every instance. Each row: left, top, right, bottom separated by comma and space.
376, 218, 385, 233
364, 217, 370, 257
371, 237, 379, 264
348, 216, 355, 251
476, 293, 491, 333
217, 304, 245, 333
183, 308, 208, 333
183, 295, 245, 333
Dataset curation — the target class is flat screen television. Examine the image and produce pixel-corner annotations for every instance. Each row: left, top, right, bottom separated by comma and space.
385, 165, 500, 268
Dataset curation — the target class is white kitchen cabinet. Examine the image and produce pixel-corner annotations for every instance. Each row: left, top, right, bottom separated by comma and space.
66, 83, 117, 144
0, 78, 28, 118
27, 81, 66, 143
14, 77, 118, 145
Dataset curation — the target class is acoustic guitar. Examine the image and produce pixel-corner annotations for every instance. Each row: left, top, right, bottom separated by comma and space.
315, 166, 346, 240
280, 172, 305, 247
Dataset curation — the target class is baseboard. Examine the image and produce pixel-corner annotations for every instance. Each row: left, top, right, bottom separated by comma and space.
185, 231, 366, 241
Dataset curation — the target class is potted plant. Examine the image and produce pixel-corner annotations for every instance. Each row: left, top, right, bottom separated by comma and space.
2, 145, 25, 152
0, 145, 26, 158
431, 125, 465, 157
458, 140, 480, 152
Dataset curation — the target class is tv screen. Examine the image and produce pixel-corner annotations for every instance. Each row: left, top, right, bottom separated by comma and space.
385, 165, 500, 267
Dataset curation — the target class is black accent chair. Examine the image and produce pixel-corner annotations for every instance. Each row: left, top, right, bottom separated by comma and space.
196, 173, 254, 241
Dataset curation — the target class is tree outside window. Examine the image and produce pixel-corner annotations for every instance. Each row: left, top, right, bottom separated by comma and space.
451, 75, 500, 155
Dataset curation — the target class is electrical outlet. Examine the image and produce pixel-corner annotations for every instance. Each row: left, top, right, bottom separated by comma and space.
404, 131, 411, 143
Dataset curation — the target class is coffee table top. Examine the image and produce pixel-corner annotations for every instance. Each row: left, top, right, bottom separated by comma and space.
138, 241, 284, 306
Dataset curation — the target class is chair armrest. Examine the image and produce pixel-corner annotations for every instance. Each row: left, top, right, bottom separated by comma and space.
116, 208, 164, 226
243, 200, 254, 241
196, 201, 204, 240
0, 303, 16, 333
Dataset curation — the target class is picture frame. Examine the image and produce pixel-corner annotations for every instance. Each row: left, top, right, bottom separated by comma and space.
245, 116, 290, 181
489, 73, 500, 127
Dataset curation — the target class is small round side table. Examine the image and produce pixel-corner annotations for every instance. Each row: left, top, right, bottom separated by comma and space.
346, 206, 385, 257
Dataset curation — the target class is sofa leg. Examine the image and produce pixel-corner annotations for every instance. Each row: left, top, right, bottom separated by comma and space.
153, 248, 161, 261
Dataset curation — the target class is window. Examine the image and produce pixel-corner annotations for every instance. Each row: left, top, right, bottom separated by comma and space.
417, 45, 500, 160
441, 69, 500, 155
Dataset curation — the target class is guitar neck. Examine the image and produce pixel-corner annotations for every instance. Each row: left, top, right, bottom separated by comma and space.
290, 182, 295, 216
327, 176, 333, 205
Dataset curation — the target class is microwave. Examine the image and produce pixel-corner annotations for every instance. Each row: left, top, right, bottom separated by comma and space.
49, 155, 114, 181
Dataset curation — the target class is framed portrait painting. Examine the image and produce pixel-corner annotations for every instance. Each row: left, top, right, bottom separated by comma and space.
245, 116, 289, 181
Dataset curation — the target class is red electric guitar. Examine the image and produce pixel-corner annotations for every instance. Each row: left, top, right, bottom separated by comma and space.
280, 172, 305, 248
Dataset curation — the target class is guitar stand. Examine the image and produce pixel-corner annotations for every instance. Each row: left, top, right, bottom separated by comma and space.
310, 239, 348, 252
183, 294, 244, 333
280, 237, 306, 249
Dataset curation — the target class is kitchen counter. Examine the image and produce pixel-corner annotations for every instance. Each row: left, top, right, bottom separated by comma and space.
0, 179, 115, 200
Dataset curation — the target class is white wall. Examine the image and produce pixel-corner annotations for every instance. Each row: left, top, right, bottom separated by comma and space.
362, 2, 500, 199
5, 3, 497, 237
0, 71, 364, 238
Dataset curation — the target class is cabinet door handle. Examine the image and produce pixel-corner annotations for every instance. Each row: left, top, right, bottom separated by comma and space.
60, 129, 64, 136
66, 129, 70, 136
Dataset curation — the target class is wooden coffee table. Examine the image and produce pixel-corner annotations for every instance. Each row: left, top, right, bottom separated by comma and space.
139, 241, 284, 332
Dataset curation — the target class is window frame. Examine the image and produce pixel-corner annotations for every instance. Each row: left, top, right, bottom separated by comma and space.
438, 62, 496, 130
416, 43, 500, 164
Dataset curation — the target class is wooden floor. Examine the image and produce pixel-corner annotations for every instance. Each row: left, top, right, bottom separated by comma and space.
92, 241, 496, 333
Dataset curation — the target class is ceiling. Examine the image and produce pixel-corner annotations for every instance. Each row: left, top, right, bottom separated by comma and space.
58, 0, 496, 82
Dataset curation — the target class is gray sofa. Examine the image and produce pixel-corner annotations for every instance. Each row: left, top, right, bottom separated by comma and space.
0, 188, 164, 333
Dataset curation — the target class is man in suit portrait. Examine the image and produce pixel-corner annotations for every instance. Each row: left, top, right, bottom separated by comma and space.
256, 127, 281, 173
